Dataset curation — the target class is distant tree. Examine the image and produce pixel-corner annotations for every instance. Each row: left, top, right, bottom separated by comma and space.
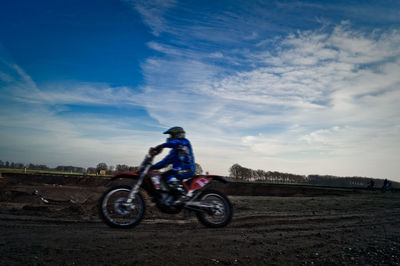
195, 163, 203, 175
39, 165, 49, 170
116, 164, 130, 173
96, 163, 108, 173
0, 160, 3, 167
15, 163, 25, 169
228, 163, 306, 183
5, 161, 10, 168
229, 163, 253, 180
229, 164, 242, 180
129, 166, 139, 172
107, 165, 115, 175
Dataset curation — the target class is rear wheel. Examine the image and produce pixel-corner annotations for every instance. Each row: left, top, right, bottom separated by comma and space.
196, 189, 232, 228
99, 186, 145, 228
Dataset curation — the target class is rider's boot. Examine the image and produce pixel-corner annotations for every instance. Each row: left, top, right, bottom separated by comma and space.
167, 178, 187, 205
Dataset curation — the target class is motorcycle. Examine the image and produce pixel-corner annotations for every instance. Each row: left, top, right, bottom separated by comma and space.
99, 150, 232, 228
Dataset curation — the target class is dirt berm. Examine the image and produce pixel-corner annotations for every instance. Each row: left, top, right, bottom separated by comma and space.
0, 171, 360, 197
1, 172, 400, 265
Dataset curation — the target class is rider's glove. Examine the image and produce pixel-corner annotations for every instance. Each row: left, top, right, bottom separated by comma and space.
149, 145, 163, 156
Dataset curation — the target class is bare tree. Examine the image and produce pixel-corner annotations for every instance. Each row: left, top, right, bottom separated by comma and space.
195, 163, 203, 175
116, 164, 130, 173
96, 163, 108, 175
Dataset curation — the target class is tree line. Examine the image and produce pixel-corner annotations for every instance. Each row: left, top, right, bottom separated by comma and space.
229, 163, 398, 188
0, 160, 50, 171
1, 159, 396, 188
0, 160, 203, 176
229, 163, 306, 183
0, 160, 140, 175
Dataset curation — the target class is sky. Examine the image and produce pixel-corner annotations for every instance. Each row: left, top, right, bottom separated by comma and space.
1, 0, 400, 180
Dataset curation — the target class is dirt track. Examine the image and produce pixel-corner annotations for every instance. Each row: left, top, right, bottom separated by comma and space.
1, 174, 400, 265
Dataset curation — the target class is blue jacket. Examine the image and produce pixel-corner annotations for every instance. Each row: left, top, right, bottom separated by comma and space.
152, 138, 195, 174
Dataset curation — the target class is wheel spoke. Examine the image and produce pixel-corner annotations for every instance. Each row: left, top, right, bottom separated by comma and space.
100, 187, 145, 227
197, 191, 232, 227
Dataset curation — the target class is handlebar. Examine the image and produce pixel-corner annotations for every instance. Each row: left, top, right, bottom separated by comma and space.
149, 146, 163, 156
138, 152, 156, 173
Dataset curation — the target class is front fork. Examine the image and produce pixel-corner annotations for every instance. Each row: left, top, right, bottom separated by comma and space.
125, 164, 151, 204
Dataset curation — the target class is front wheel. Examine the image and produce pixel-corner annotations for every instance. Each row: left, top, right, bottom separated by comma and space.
196, 189, 232, 228
99, 186, 145, 228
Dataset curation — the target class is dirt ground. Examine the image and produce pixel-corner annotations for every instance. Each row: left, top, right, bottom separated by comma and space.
1, 174, 400, 265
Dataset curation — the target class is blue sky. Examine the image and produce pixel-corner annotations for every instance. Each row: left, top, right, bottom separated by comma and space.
1, 0, 400, 180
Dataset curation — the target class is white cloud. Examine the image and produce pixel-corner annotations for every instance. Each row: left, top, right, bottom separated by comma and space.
209, 52, 224, 58
0, 58, 163, 168
137, 21, 400, 179
2, 5, 400, 180
1, 62, 142, 107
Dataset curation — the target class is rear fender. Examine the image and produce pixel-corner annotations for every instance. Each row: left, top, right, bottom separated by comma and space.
203, 175, 228, 184
186, 175, 228, 192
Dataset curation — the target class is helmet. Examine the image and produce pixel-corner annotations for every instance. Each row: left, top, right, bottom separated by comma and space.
163, 126, 185, 141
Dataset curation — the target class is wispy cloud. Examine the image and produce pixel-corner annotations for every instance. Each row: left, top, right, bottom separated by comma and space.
130, 1, 400, 178
0, 53, 162, 167
122, 0, 177, 36
0, 62, 143, 108
1, 1, 399, 179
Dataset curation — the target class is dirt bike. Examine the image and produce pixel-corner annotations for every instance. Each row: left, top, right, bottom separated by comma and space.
99, 150, 232, 228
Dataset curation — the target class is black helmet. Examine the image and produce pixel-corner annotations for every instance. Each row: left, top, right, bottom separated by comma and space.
164, 126, 185, 141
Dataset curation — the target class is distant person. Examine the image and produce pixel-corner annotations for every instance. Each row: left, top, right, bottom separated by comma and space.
386, 181, 392, 191
367, 179, 375, 190
383, 178, 388, 188
382, 178, 392, 192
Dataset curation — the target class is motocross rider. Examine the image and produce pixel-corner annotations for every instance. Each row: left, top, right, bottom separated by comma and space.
150, 127, 195, 205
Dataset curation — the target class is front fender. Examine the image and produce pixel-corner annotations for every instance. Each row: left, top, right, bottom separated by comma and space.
109, 172, 155, 196
111, 172, 139, 181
